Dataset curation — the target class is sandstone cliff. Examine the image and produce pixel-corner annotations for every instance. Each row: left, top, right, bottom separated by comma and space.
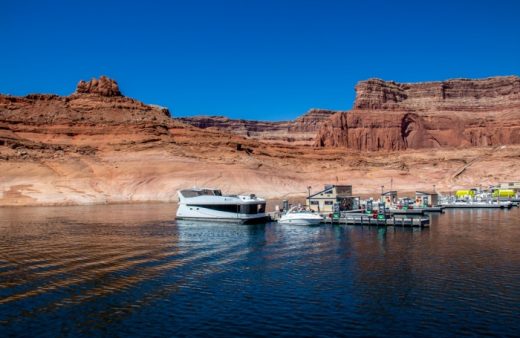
315, 76, 520, 150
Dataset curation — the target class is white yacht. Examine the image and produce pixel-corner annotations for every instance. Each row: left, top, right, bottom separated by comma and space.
176, 188, 268, 224
278, 206, 323, 226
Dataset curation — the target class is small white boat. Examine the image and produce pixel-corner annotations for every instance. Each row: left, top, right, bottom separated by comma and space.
278, 206, 323, 225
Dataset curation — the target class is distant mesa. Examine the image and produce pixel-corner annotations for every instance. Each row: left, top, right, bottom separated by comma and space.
75, 76, 122, 97
315, 75, 520, 150
353, 75, 520, 111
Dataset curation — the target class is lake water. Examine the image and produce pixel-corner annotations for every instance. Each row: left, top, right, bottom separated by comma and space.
0, 204, 519, 337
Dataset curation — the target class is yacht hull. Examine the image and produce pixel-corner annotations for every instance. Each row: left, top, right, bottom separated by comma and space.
176, 216, 270, 224
278, 218, 322, 226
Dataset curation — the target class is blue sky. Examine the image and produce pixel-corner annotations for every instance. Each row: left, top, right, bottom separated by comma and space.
1, 0, 519, 120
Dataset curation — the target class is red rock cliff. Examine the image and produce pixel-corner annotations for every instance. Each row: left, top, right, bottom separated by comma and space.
315, 76, 520, 150
0, 76, 173, 159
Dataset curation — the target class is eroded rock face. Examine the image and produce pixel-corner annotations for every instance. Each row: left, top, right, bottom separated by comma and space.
289, 109, 339, 132
76, 76, 122, 97
354, 76, 520, 111
178, 109, 338, 145
315, 76, 520, 150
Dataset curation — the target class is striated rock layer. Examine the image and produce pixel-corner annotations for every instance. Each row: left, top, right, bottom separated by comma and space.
315, 76, 520, 150
178, 109, 337, 145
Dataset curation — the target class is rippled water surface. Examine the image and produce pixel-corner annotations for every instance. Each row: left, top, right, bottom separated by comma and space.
1, 204, 519, 337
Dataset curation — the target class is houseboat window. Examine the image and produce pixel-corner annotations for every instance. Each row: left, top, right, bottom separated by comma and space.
240, 204, 256, 214
310, 201, 319, 205
324, 201, 334, 205
239, 204, 266, 214
188, 204, 239, 213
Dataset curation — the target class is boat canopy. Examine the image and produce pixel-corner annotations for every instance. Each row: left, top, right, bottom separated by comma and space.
455, 190, 475, 198
492, 189, 515, 198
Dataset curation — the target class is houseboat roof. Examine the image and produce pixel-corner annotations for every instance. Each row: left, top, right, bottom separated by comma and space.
307, 184, 352, 199
416, 191, 438, 196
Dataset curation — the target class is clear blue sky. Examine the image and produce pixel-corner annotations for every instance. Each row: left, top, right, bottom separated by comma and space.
1, 0, 519, 121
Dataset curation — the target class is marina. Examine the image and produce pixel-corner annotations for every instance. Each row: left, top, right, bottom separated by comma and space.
179, 183, 519, 228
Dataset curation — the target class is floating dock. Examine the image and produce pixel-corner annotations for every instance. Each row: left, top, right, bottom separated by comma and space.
385, 206, 444, 216
322, 214, 430, 228
421, 206, 445, 213
388, 208, 426, 216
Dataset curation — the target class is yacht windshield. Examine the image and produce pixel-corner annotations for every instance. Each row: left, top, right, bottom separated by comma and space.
180, 189, 222, 198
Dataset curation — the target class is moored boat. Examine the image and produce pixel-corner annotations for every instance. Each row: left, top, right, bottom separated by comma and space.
176, 188, 268, 224
441, 200, 513, 209
278, 206, 323, 225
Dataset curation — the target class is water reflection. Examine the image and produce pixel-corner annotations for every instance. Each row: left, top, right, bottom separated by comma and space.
0, 205, 519, 336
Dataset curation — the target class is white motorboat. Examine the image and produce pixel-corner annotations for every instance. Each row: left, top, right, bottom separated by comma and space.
176, 188, 268, 224
278, 206, 323, 226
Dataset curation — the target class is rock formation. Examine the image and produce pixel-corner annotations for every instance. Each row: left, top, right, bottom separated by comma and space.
315, 76, 520, 150
76, 76, 123, 97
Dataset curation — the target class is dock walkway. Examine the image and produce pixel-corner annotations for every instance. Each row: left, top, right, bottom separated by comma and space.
322, 214, 429, 228
269, 212, 430, 228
